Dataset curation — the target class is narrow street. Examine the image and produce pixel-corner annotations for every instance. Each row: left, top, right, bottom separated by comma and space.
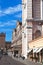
0, 55, 25, 65
0, 54, 42, 65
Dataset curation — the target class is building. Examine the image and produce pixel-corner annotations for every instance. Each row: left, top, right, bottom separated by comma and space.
29, 36, 43, 62
11, 0, 43, 63
5, 41, 11, 50
22, 0, 43, 60
0, 33, 5, 50
11, 21, 22, 57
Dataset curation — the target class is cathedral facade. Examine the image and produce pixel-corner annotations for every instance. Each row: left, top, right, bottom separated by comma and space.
22, 0, 43, 61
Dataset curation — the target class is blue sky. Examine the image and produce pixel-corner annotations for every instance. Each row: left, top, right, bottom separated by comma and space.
0, 0, 22, 41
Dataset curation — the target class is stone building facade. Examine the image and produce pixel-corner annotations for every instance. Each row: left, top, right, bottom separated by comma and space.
22, 0, 43, 60
11, 0, 43, 63
11, 21, 22, 57
28, 36, 43, 63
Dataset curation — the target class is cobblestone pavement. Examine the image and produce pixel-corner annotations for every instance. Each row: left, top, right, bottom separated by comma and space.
8, 52, 42, 65
11, 55, 42, 65
0, 55, 25, 65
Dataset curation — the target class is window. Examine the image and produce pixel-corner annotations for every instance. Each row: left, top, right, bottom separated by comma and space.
42, 0, 43, 19
22, 0, 26, 9
24, 33, 26, 38
24, 3, 26, 9
41, 0, 43, 19
22, 3, 26, 9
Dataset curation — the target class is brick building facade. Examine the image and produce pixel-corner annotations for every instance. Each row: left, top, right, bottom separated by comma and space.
0, 33, 5, 49
5, 42, 11, 50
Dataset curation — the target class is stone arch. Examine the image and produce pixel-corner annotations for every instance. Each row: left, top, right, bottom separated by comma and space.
35, 30, 41, 38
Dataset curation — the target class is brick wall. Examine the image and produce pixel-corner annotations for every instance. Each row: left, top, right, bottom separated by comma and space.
0, 34, 5, 49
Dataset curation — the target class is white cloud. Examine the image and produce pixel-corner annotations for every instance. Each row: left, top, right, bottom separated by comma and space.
0, 10, 5, 16
0, 22, 5, 27
15, 13, 22, 18
0, 29, 12, 32
0, 4, 22, 16
0, 20, 17, 27
5, 20, 17, 26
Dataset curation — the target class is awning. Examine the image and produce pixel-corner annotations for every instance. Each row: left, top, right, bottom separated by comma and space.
27, 49, 32, 53
33, 48, 38, 53
36, 47, 43, 53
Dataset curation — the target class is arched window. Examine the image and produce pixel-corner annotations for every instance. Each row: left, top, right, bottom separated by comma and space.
35, 30, 41, 38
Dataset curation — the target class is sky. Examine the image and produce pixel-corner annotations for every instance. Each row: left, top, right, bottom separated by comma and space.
0, 0, 22, 41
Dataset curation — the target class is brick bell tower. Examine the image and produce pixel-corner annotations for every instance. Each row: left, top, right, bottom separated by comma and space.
0, 33, 5, 50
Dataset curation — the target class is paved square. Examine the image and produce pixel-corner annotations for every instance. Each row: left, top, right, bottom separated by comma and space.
0, 55, 25, 65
